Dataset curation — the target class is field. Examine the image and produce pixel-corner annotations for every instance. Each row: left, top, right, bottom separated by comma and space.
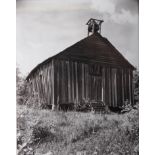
17, 105, 139, 155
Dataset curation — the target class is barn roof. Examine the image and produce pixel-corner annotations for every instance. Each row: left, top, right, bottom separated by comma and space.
26, 33, 135, 80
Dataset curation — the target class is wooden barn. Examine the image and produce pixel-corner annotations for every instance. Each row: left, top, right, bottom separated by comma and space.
26, 19, 135, 111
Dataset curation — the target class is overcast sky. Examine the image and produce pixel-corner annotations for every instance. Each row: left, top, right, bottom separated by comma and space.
16, 0, 139, 75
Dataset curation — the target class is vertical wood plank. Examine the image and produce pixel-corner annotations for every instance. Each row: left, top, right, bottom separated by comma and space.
131, 70, 134, 105
124, 69, 127, 102
128, 69, 131, 105
75, 62, 78, 104
114, 69, 117, 107
85, 64, 89, 100
67, 61, 71, 102
52, 60, 55, 109
101, 67, 104, 102
82, 63, 85, 100
122, 69, 124, 106
108, 68, 112, 106
103, 67, 106, 103
71, 61, 75, 103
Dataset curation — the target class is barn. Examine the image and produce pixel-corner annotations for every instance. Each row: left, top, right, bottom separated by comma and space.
26, 19, 135, 111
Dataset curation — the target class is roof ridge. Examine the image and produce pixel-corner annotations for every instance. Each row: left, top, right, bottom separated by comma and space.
26, 33, 135, 80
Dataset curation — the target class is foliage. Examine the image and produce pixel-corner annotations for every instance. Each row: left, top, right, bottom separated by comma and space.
25, 92, 47, 109
16, 67, 28, 105
31, 122, 60, 144
16, 67, 47, 108
133, 69, 139, 104
17, 105, 139, 155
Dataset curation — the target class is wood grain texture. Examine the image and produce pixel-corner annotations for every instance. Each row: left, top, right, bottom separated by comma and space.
27, 59, 134, 109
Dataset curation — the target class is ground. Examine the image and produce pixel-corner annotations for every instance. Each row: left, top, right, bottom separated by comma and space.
17, 105, 139, 155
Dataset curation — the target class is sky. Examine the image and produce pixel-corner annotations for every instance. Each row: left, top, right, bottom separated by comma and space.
16, 0, 139, 75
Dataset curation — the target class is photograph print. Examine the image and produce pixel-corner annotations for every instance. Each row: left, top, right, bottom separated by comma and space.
17, 0, 139, 155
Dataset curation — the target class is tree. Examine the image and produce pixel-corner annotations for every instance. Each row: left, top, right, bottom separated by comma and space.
16, 67, 28, 105
133, 70, 139, 104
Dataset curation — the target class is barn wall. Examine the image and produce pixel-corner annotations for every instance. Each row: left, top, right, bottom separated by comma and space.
27, 59, 134, 109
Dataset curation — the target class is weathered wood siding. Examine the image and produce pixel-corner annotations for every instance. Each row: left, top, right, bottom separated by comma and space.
27, 59, 134, 108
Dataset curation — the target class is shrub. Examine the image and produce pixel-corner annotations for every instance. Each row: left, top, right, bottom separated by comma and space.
31, 124, 55, 143
133, 70, 139, 104
16, 67, 28, 105
75, 99, 91, 112
68, 117, 103, 143
55, 112, 70, 127
25, 92, 47, 109
17, 106, 139, 155
127, 110, 139, 144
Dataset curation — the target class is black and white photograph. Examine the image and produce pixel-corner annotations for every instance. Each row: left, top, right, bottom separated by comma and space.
16, 0, 139, 154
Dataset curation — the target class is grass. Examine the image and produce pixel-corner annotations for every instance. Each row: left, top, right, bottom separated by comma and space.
17, 105, 139, 155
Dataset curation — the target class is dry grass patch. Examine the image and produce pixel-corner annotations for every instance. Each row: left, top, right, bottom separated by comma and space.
17, 105, 139, 155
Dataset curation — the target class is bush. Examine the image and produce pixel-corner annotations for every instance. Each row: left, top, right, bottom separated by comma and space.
133, 70, 139, 104
17, 106, 139, 155
25, 92, 47, 109
16, 67, 46, 108
69, 119, 102, 143
16, 67, 28, 105
31, 123, 56, 143
127, 110, 139, 143
55, 112, 70, 127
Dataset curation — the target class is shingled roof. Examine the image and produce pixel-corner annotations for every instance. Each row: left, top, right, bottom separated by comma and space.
27, 33, 135, 79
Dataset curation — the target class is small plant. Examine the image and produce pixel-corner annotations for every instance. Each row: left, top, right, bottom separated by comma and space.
127, 110, 139, 144
25, 92, 47, 109
121, 101, 133, 113
75, 99, 91, 112
31, 125, 52, 143
133, 70, 139, 104
16, 67, 28, 105
55, 112, 70, 127
17, 105, 139, 155
69, 119, 102, 143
